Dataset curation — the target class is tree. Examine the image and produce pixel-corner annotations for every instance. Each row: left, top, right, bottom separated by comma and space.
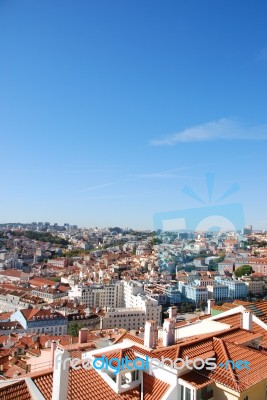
179, 302, 195, 313
50, 277, 61, 282
68, 321, 84, 337
151, 237, 163, 246
234, 264, 253, 278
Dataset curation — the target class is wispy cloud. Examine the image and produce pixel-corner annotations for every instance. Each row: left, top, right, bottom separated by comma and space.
130, 167, 189, 179
150, 118, 267, 145
80, 182, 117, 193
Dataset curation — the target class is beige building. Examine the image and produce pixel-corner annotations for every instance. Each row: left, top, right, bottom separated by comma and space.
100, 307, 146, 331
242, 277, 265, 294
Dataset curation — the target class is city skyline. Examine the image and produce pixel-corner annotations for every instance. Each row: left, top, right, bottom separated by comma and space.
1, 1, 267, 229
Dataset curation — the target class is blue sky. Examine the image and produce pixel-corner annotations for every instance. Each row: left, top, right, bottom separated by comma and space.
0, 0, 267, 229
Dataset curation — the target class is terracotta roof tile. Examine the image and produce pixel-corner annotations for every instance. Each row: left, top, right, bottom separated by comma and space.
4, 364, 27, 378
215, 312, 267, 343
180, 370, 213, 389
143, 372, 170, 400
94, 346, 137, 367
32, 370, 53, 399
33, 367, 141, 400
203, 339, 267, 392
114, 331, 144, 345
0, 380, 31, 400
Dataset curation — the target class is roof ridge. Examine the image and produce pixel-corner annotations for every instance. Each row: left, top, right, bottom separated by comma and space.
175, 345, 181, 359
213, 338, 239, 390
156, 326, 239, 354
223, 339, 267, 356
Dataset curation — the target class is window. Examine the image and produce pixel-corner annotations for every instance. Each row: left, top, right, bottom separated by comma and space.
132, 370, 139, 380
185, 387, 191, 399
197, 385, 213, 400
181, 386, 192, 400
181, 385, 184, 400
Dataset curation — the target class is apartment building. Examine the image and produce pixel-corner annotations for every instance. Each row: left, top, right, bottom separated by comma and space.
218, 260, 234, 274
31, 287, 69, 303
47, 258, 69, 268
219, 258, 267, 275
145, 282, 182, 305
68, 281, 125, 309
194, 278, 214, 287
0, 288, 45, 312
241, 277, 265, 295
123, 280, 145, 307
100, 307, 146, 330
164, 285, 182, 303
179, 282, 209, 303
69, 280, 161, 327
207, 284, 229, 301
0, 269, 29, 283
215, 277, 248, 299
10, 308, 68, 335
144, 286, 168, 305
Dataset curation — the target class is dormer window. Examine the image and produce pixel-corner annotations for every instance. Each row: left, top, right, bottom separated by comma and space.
121, 370, 139, 385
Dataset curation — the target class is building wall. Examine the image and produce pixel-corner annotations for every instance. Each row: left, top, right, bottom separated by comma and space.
69, 280, 161, 328
69, 282, 125, 309
243, 280, 265, 294
10, 310, 68, 335
101, 309, 146, 330
214, 380, 267, 400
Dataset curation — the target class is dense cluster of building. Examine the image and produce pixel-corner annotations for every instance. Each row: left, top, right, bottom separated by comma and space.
1, 224, 267, 398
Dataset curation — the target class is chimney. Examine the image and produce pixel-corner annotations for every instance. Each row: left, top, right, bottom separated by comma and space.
51, 340, 57, 367
242, 310, 252, 331
207, 299, 215, 315
168, 306, 177, 319
144, 320, 157, 348
52, 346, 70, 400
162, 318, 175, 347
78, 328, 88, 344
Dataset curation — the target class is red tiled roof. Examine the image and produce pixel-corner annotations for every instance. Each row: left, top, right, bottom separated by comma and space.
0, 269, 24, 278
20, 308, 65, 321
33, 368, 140, 400
143, 372, 170, 400
215, 312, 267, 342
0, 312, 12, 321
114, 331, 144, 345
180, 370, 213, 389
31, 370, 53, 399
0, 380, 31, 400
94, 346, 137, 367
204, 338, 267, 392
3, 307, 267, 397
29, 277, 56, 287
4, 364, 27, 378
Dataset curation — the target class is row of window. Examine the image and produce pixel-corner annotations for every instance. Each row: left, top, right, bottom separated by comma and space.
32, 326, 66, 334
